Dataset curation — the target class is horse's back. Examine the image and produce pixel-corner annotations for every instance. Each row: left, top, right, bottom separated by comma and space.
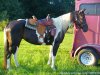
6, 20, 26, 29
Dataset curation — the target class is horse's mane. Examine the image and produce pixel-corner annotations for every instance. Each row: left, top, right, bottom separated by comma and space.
52, 13, 71, 22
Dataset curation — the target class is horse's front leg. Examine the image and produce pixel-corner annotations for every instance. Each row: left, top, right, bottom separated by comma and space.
47, 45, 53, 65
50, 31, 64, 70
47, 40, 60, 70
51, 42, 60, 70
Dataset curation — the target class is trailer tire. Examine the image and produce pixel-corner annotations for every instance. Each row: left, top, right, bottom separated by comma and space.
77, 48, 99, 66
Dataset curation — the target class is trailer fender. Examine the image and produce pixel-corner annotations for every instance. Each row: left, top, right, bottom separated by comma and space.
74, 44, 100, 57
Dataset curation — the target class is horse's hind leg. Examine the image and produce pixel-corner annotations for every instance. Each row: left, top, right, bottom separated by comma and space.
7, 46, 19, 69
8, 46, 19, 67
7, 57, 11, 69
4, 28, 21, 69
8, 46, 19, 68
11, 37, 22, 67
13, 46, 19, 67
3, 28, 12, 69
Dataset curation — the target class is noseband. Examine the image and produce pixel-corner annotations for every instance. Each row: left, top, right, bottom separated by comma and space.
71, 11, 83, 28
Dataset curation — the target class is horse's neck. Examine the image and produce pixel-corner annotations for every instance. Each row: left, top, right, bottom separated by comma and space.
52, 13, 72, 33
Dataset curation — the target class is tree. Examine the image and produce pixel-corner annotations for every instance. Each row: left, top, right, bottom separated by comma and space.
0, 0, 75, 20
0, 0, 24, 20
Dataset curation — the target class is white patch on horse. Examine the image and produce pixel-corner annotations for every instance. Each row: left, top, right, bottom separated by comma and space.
36, 30, 45, 44
17, 19, 25, 21
51, 56, 56, 70
49, 13, 72, 70
52, 13, 72, 34
25, 19, 36, 30
47, 45, 53, 65
47, 44, 56, 70
4, 28, 11, 46
50, 41, 56, 70
14, 46, 19, 67
7, 58, 10, 69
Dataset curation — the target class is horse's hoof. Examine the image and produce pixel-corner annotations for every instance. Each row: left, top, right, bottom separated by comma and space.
42, 43, 46, 45
15, 62, 19, 67
16, 65, 19, 67
7, 67, 10, 70
51, 66, 57, 71
51, 67, 56, 71
7, 67, 11, 70
47, 61, 51, 65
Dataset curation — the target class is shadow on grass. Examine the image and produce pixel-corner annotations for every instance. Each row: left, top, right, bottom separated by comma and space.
97, 64, 100, 67
0, 63, 58, 75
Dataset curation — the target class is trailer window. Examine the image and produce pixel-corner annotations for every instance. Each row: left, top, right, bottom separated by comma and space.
80, 3, 100, 15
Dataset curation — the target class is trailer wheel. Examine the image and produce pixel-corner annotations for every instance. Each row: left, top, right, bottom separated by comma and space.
77, 48, 99, 66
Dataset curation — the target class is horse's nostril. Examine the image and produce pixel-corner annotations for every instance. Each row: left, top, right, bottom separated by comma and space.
82, 24, 88, 32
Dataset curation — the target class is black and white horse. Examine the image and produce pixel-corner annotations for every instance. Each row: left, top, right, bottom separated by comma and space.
3, 9, 88, 70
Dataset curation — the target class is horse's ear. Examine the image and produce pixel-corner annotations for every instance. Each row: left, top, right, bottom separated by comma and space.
32, 15, 38, 21
79, 9, 86, 13
83, 9, 86, 12
46, 14, 50, 21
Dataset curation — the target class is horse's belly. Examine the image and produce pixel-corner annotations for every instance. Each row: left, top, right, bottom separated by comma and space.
23, 29, 39, 44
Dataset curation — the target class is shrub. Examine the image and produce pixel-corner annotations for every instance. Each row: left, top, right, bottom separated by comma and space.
0, 20, 9, 31
0, 11, 8, 21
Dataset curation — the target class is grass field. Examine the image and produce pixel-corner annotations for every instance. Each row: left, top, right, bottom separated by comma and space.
0, 31, 100, 75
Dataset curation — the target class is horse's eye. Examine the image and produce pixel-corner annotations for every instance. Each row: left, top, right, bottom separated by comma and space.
80, 16, 83, 19
76, 18, 78, 21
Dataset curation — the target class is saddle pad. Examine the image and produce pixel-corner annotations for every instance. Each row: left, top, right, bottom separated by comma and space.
46, 26, 56, 36
25, 19, 36, 30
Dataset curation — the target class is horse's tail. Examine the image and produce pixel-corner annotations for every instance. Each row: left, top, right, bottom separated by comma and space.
3, 28, 9, 69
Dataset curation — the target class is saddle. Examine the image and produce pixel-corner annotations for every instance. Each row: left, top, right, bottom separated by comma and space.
28, 19, 37, 25
28, 15, 38, 25
25, 18, 56, 36
25, 15, 56, 44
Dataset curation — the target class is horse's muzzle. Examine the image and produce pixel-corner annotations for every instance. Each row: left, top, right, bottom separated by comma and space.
38, 36, 45, 44
82, 23, 88, 32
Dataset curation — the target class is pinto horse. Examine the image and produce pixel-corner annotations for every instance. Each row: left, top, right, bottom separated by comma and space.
3, 9, 88, 70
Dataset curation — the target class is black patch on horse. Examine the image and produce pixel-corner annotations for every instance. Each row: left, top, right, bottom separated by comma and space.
44, 26, 55, 45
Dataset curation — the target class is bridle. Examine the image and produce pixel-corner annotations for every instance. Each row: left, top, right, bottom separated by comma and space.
73, 12, 83, 29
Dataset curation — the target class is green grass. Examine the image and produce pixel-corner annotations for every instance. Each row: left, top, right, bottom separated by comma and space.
0, 31, 100, 75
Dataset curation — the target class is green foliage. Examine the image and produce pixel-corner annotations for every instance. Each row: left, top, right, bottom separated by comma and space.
0, 0, 75, 20
0, 0, 75, 31
0, 0, 24, 20
67, 27, 74, 34
5, 0, 24, 20
0, 20, 9, 31
0, 11, 8, 21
